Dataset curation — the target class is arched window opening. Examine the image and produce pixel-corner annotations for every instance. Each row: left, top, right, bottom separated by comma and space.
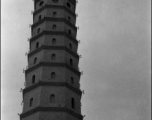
53, 12, 57, 17
34, 57, 37, 64
50, 94, 55, 103
71, 77, 74, 84
29, 98, 33, 107
36, 42, 39, 48
53, 25, 57, 30
52, 0, 58, 3
69, 43, 72, 49
51, 72, 56, 79
37, 28, 40, 34
39, 1, 44, 7
52, 38, 56, 45
70, 58, 73, 66
51, 54, 56, 60
32, 75, 36, 84
71, 98, 75, 109
68, 16, 71, 21
39, 15, 42, 20
68, 29, 71, 35
67, 2, 71, 8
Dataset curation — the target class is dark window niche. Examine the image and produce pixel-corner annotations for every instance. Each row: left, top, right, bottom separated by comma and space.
50, 94, 55, 103
34, 57, 37, 64
51, 72, 56, 79
69, 43, 72, 49
52, 38, 56, 45
70, 58, 73, 66
29, 98, 33, 107
67, 2, 71, 8
53, 12, 57, 17
36, 42, 39, 48
32, 75, 36, 84
39, 1, 44, 7
71, 97, 75, 109
51, 54, 56, 60
71, 77, 74, 84
53, 25, 57, 30
39, 15, 42, 20
37, 28, 40, 34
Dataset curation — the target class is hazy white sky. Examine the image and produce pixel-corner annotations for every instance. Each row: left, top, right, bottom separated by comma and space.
2, 0, 151, 120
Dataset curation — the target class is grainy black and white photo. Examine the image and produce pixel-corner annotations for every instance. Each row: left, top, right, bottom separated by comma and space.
2, 0, 151, 120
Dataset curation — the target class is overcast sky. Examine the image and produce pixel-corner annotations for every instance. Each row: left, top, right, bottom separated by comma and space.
2, 0, 151, 120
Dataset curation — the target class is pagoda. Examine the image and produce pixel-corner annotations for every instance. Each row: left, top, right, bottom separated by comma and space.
20, 0, 83, 120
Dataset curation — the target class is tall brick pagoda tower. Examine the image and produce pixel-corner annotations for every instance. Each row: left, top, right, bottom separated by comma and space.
20, 0, 83, 120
